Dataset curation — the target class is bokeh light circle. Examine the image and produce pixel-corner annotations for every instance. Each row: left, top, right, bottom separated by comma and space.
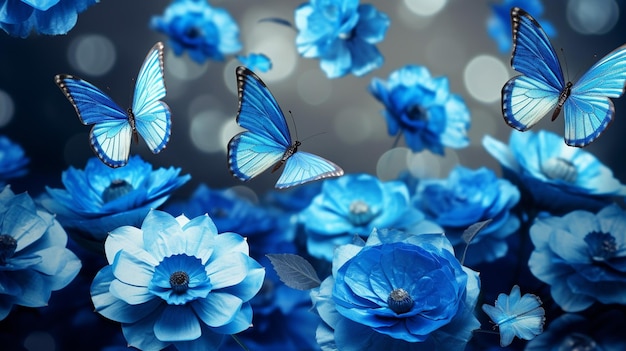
68, 34, 116, 77
189, 110, 227, 153
24, 331, 55, 351
567, 0, 619, 35
0, 89, 15, 127
219, 119, 245, 153
297, 69, 332, 106
403, 0, 448, 17
463, 55, 509, 104
165, 50, 209, 81
376, 147, 411, 181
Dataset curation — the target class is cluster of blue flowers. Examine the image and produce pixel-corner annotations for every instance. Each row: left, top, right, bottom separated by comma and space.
2, 0, 626, 350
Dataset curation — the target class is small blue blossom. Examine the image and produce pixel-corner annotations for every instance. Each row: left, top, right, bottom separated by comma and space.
38, 156, 190, 245
529, 204, 626, 312
0, 135, 28, 187
311, 228, 481, 350
295, 0, 390, 78
299, 173, 424, 261
151, 0, 242, 63
413, 165, 520, 266
236, 53, 272, 73
369, 65, 471, 155
0, 186, 81, 320
90, 210, 265, 351
487, 0, 556, 53
483, 130, 626, 214
0, 0, 98, 37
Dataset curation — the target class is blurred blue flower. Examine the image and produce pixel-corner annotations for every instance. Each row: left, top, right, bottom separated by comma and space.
529, 204, 626, 312
311, 228, 481, 350
90, 210, 265, 351
487, 0, 556, 53
483, 130, 626, 214
413, 165, 520, 266
369, 65, 471, 155
0, 135, 28, 187
295, 0, 390, 78
236, 53, 272, 72
38, 156, 190, 246
0, 0, 98, 37
525, 311, 626, 351
151, 0, 242, 63
0, 186, 81, 320
299, 173, 424, 261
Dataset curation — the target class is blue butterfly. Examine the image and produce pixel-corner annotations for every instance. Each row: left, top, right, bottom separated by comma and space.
502, 7, 626, 147
482, 285, 545, 347
228, 66, 344, 189
55, 42, 171, 168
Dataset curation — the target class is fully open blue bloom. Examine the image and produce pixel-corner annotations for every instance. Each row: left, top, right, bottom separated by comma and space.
529, 204, 626, 312
0, 0, 98, 37
91, 210, 265, 351
151, 0, 242, 63
311, 228, 481, 350
299, 173, 424, 261
0, 186, 81, 320
413, 165, 520, 266
295, 0, 389, 78
369, 65, 471, 155
0, 135, 28, 187
487, 0, 555, 53
38, 156, 190, 246
483, 130, 626, 214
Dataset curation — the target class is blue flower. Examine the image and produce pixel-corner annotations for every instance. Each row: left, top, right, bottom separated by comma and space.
369, 65, 471, 155
90, 210, 265, 351
299, 173, 424, 261
0, 0, 98, 38
295, 0, 390, 78
0, 186, 81, 320
413, 165, 520, 266
0, 135, 28, 187
487, 0, 556, 53
236, 53, 272, 73
483, 130, 626, 214
151, 0, 242, 63
311, 228, 481, 350
38, 156, 190, 245
529, 204, 626, 312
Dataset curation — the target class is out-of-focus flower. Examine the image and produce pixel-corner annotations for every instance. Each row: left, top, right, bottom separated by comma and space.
151, 0, 241, 63
0, 186, 81, 320
369, 65, 471, 155
413, 165, 520, 266
487, 0, 556, 53
38, 156, 190, 246
311, 228, 481, 350
90, 210, 265, 351
295, 0, 389, 78
236, 53, 272, 72
483, 130, 626, 215
529, 204, 626, 312
0, 136, 28, 187
299, 173, 424, 261
0, 0, 98, 37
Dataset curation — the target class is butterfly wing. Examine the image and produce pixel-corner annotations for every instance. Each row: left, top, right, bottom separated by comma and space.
228, 132, 285, 181
55, 74, 132, 167
276, 151, 344, 189
564, 44, 626, 146
502, 7, 565, 130
132, 42, 171, 154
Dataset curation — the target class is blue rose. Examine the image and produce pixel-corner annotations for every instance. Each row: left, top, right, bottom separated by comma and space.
295, 0, 389, 78
0, 186, 81, 320
0, 135, 28, 187
529, 204, 626, 312
151, 0, 241, 63
90, 210, 265, 351
299, 173, 424, 261
0, 0, 98, 37
38, 156, 190, 246
369, 65, 471, 155
483, 130, 626, 214
311, 228, 481, 350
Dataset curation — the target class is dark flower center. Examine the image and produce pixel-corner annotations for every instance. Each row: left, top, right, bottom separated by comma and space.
0, 234, 17, 265
184, 26, 202, 39
585, 231, 617, 262
406, 104, 429, 122
102, 179, 134, 203
541, 157, 577, 183
169, 271, 190, 294
559, 332, 599, 351
387, 288, 413, 314
349, 200, 375, 226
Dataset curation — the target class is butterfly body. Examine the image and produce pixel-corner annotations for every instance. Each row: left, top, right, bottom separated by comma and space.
228, 66, 343, 189
502, 7, 626, 147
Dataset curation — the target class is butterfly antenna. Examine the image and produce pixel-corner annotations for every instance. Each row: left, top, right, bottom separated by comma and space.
301, 131, 328, 143
288, 110, 300, 141
560, 47, 572, 82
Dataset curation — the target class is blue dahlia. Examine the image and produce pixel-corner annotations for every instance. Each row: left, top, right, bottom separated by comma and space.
0, 135, 28, 187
